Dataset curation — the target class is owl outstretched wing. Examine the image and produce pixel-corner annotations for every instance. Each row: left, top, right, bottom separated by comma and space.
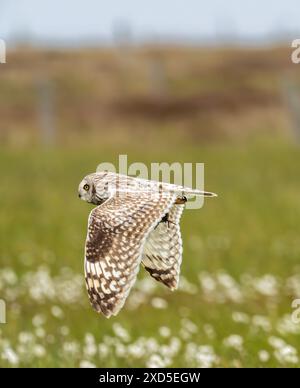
142, 202, 185, 290
84, 191, 177, 318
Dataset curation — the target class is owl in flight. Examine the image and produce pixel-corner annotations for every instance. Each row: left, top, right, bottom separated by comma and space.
78, 171, 216, 318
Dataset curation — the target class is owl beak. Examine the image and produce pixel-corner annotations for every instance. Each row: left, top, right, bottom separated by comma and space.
78, 193, 81, 198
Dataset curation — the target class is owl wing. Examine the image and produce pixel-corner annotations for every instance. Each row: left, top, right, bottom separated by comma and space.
142, 202, 185, 290
84, 191, 177, 318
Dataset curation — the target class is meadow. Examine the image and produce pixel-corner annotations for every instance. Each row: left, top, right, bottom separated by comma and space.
0, 47, 300, 367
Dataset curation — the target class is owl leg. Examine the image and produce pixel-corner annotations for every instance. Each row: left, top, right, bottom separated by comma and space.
155, 213, 176, 229
175, 196, 187, 205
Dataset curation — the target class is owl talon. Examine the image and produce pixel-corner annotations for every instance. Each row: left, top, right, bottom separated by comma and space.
155, 213, 176, 229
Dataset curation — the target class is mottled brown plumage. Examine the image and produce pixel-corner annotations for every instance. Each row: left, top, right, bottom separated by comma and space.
78, 171, 216, 318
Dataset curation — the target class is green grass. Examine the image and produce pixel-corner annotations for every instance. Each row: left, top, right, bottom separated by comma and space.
1, 139, 300, 367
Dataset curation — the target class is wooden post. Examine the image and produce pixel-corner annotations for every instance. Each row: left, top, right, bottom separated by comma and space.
37, 78, 56, 146
282, 74, 300, 141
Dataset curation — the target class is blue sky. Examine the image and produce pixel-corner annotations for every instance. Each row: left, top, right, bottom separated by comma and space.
0, 0, 299, 43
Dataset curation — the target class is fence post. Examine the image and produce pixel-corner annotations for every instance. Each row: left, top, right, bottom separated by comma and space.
37, 78, 56, 146
282, 74, 300, 141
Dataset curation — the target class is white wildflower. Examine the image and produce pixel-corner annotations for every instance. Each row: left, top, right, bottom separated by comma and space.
112, 323, 130, 342
168, 337, 181, 355
2, 346, 19, 366
276, 314, 300, 335
185, 343, 218, 368
80, 360, 97, 368
32, 314, 46, 327
18, 332, 34, 345
60, 326, 70, 336
181, 318, 198, 334
253, 275, 279, 297
98, 343, 110, 358
223, 335, 244, 351
199, 272, 217, 292
63, 341, 80, 357
203, 324, 216, 339
35, 327, 46, 338
51, 305, 64, 319
258, 350, 270, 363
83, 333, 97, 358
127, 342, 145, 358
146, 354, 166, 368
33, 344, 46, 358
232, 312, 250, 324
159, 326, 171, 338
115, 342, 127, 358
252, 315, 271, 332
274, 345, 299, 365
268, 336, 286, 349
178, 276, 198, 294
151, 297, 168, 309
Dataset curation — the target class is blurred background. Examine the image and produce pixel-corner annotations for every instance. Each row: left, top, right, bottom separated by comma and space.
1, 0, 300, 368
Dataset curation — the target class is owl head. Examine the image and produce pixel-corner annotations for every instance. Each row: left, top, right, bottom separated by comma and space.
78, 175, 98, 205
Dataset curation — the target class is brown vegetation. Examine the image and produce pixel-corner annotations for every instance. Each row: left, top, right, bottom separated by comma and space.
0, 46, 297, 146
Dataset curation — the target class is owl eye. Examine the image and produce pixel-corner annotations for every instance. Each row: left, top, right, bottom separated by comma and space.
83, 184, 90, 191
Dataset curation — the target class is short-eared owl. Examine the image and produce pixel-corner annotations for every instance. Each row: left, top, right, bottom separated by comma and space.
78, 171, 216, 318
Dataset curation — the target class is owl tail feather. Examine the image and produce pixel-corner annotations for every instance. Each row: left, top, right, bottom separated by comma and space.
184, 189, 217, 197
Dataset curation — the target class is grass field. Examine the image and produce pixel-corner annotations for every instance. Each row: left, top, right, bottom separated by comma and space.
0, 46, 300, 367
1, 138, 300, 367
